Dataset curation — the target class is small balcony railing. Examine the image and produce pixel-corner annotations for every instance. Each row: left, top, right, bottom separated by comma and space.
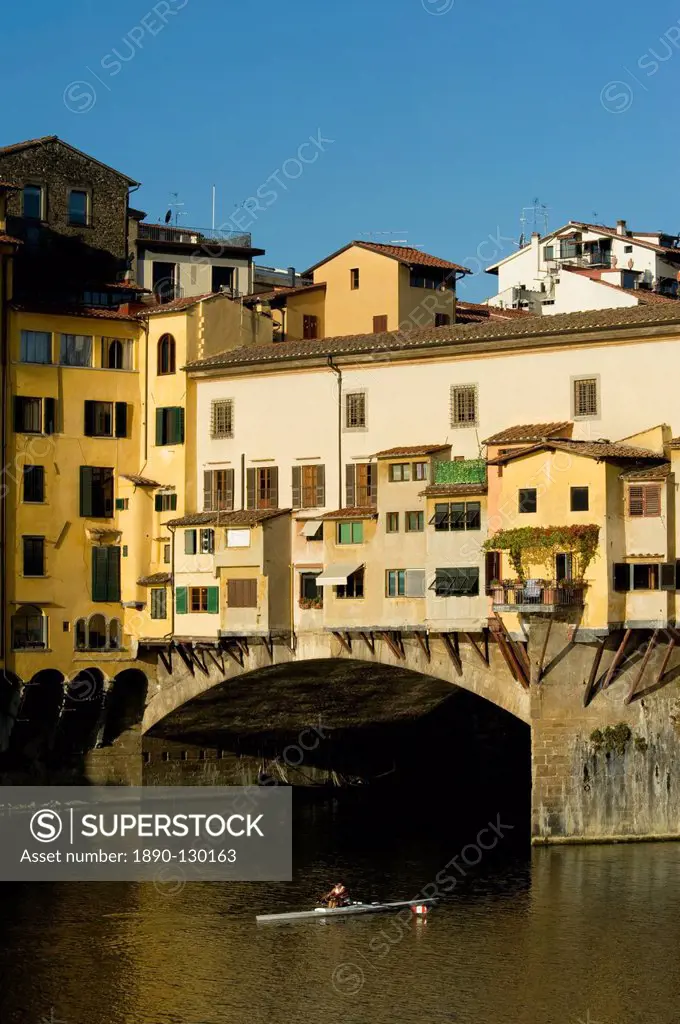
138, 223, 252, 248
490, 579, 586, 611
547, 251, 612, 269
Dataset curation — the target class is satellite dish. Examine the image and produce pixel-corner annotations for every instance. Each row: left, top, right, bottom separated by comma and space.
164, 209, 172, 224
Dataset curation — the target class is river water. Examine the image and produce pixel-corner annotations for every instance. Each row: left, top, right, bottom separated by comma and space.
1, 792, 679, 1024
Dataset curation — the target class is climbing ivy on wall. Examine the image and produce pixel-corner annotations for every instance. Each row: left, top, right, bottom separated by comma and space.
483, 524, 600, 582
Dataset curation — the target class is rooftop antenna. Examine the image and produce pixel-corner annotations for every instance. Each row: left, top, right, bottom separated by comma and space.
212, 184, 216, 232
168, 192, 186, 227
519, 198, 550, 246
359, 230, 412, 245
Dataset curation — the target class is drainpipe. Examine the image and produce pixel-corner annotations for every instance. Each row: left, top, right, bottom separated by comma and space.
240, 453, 245, 510
0, 254, 8, 660
168, 524, 176, 640
327, 357, 342, 507
141, 316, 150, 461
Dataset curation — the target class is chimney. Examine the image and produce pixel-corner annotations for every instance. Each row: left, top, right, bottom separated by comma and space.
531, 231, 541, 241
288, 266, 296, 287
616, 219, 627, 235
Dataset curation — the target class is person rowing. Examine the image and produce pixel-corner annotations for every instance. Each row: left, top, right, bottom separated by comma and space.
320, 882, 350, 908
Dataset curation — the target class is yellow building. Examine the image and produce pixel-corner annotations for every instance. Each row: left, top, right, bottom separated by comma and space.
246, 241, 471, 341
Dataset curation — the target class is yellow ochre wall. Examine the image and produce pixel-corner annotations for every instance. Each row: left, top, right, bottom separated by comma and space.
312, 246, 399, 337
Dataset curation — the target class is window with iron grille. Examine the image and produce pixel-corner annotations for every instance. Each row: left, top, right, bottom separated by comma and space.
210, 399, 234, 439
573, 377, 599, 418
345, 392, 366, 429
151, 588, 167, 619
628, 484, 661, 518
450, 384, 478, 427
433, 567, 480, 597
292, 465, 325, 509
204, 469, 234, 511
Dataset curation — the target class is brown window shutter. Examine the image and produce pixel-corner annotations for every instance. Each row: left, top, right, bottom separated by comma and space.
368, 464, 377, 507
345, 464, 355, 508
645, 485, 661, 517
246, 468, 256, 509
228, 578, 258, 608
226, 469, 234, 511
628, 486, 644, 517
373, 315, 388, 333
203, 471, 213, 511
316, 464, 325, 507
270, 466, 279, 508
292, 466, 301, 508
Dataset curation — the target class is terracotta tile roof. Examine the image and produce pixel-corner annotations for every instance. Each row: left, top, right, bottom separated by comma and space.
619, 463, 670, 481
374, 444, 451, 458
121, 473, 162, 488
140, 292, 218, 316
669, 438, 680, 449
421, 483, 488, 497
484, 422, 573, 445
0, 135, 139, 185
243, 283, 326, 303
572, 221, 680, 259
105, 281, 151, 292
457, 301, 533, 322
185, 302, 680, 374
165, 509, 290, 528
562, 266, 680, 305
489, 439, 667, 466
0, 234, 22, 245
10, 302, 139, 321
304, 240, 471, 276
0, 179, 20, 190
320, 507, 378, 520
137, 572, 172, 586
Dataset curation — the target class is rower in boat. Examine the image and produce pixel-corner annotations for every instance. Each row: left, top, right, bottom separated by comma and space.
320, 882, 350, 908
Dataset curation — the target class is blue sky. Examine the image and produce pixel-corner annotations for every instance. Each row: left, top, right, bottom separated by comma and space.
2, 0, 680, 299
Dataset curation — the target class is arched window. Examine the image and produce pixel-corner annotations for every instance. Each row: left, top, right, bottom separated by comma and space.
12, 605, 46, 649
157, 334, 176, 375
88, 614, 107, 650
75, 619, 87, 650
109, 618, 121, 649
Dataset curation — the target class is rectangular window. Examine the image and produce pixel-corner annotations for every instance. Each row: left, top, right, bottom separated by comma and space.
433, 567, 480, 597
434, 313, 451, 327
303, 314, 319, 340
350, 268, 360, 290
200, 529, 215, 554
23, 536, 45, 577
555, 553, 573, 581
20, 330, 51, 364
628, 485, 661, 518
226, 528, 251, 548
84, 400, 122, 438
633, 564, 659, 591
389, 463, 411, 482
14, 396, 43, 434
386, 512, 399, 533
432, 501, 481, 531
337, 521, 364, 544
292, 465, 326, 509
300, 571, 322, 604
227, 579, 257, 608
405, 511, 424, 532
23, 184, 43, 220
190, 587, 209, 612
163, 543, 171, 564
373, 315, 388, 333
485, 551, 501, 592
543, 245, 554, 261
210, 399, 234, 439
519, 488, 537, 514
336, 568, 364, 599
23, 465, 45, 503
60, 334, 92, 367
412, 462, 429, 481
155, 492, 178, 512
573, 377, 599, 418
80, 467, 114, 518
115, 498, 129, 511
151, 588, 167, 619
386, 569, 406, 597
571, 486, 589, 512
203, 469, 234, 511
450, 384, 478, 426
613, 563, 631, 592
346, 463, 377, 507
101, 338, 133, 370
68, 189, 89, 226
92, 545, 121, 601
345, 392, 366, 429
155, 407, 185, 445
185, 530, 197, 555
246, 467, 278, 510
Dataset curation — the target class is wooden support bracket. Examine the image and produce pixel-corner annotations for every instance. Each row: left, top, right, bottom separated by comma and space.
465, 631, 488, 667
332, 631, 352, 655
206, 648, 225, 674
262, 635, 274, 661
415, 631, 431, 662
533, 615, 554, 685
222, 643, 244, 668
625, 629, 660, 705
602, 628, 632, 691
441, 633, 462, 676
190, 646, 209, 676
158, 647, 173, 675
360, 632, 375, 655
381, 631, 405, 660
176, 644, 195, 676
583, 638, 606, 707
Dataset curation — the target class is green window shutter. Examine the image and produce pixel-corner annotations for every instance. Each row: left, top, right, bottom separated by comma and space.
92, 546, 108, 601
115, 402, 127, 438
207, 586, 219, 614
107, 547, 121, 601
84, 400, 95, 436
155, 408, 164, 446
246, 468, 256, 509
80, 467, 93, 517
176, 586, 188, 614
170, 494, 177, 511
177, 406, 185, 443
292, 466, 301, 508
338, 522, 350, 544
185, 530, 196, 555
352, 522, 363, 543
154, 494, 162, 512
44, 397, 57, 435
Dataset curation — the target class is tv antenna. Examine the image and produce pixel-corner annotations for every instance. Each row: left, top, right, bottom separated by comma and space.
519, 199, 549, 247
167, 192, 187, 227
359, 230, 412, 245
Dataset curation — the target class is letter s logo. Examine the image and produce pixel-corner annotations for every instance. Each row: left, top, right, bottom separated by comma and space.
30, 809, 63, 843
